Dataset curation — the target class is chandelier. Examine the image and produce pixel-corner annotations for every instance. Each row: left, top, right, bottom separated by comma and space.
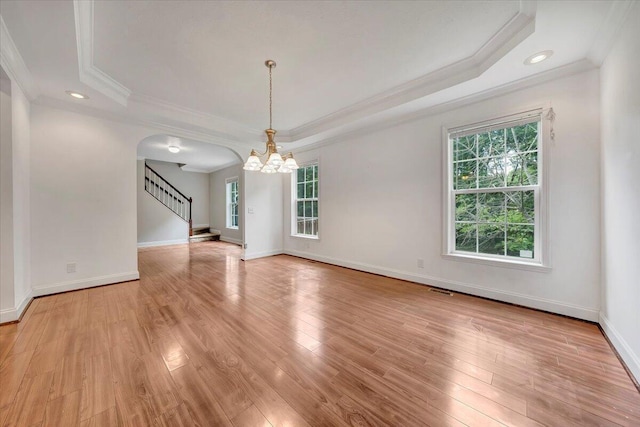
243, 60, 299, 173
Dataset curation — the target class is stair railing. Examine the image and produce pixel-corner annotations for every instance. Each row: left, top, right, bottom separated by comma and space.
144, 163, 193, 236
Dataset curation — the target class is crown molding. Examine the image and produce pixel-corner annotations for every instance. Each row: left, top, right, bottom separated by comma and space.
0, 15, 39, 100
70, 0, 537, 144
587, 0, 636, 65
294, 59, 595, 155
287, 3, 536, 141
73, 0, 259, 138
34, 57, 594, 162
128, 93, 263, 141
73, 0, 131, 106
519, 0, 538, 17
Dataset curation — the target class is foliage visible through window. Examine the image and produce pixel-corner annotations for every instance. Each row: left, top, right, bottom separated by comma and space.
226, 179, 239, 229
451, 119, 539, 259
295, 164, 318, 237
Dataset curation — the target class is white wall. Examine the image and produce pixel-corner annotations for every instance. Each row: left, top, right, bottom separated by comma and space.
0, 79, 14, 318
11, 79, 31, 312
209, 164, 243, 245
599, 3, 640, 382
243, 171, 283, 260
284, 69, 602, 321
136, 160, 189, 246
144, 160, 210, 227
0, 76, 32, 322
29, 104, 153, 296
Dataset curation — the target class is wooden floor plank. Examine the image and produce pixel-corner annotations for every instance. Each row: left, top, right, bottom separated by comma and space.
0, 241, 637, 426
1, 371, 54, 426
0, 349, 34, 411
43, 389, 82, 427
231, 404, 272, 427
80, 351, 115, 421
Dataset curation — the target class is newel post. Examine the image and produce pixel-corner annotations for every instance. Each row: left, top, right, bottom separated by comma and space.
189, 197, 193, 236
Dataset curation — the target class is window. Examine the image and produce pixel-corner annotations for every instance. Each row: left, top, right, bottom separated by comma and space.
293, 163, 319, 237
226, 177, 239, 229
445, 110, 548, 267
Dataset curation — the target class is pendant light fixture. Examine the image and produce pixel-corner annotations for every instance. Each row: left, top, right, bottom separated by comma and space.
243, 60, 299, 173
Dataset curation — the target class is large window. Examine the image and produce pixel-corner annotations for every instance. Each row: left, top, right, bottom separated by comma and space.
445, 110, 547, 267
293, 163, 319, 237
226, 177, 239, 229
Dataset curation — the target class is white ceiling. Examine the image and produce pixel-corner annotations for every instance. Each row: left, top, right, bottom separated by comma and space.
93, 0, 520, 130
137, 135, 240, 173
0, 0, 627, 160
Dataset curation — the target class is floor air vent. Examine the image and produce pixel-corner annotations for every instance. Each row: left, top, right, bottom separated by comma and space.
428, 288, 453, 296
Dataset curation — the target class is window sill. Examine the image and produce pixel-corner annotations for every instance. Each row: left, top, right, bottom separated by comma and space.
291, 234, 319, 240
226, 226, 239, 230
442, 253, 551, 273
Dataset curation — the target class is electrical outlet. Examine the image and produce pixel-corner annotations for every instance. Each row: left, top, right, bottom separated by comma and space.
417, 259, 424, 269
66, 262, 76, 273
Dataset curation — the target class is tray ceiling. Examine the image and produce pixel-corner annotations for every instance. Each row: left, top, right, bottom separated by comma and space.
0, 0, 626, 151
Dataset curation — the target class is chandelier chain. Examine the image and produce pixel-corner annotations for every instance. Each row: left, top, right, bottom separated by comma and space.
269, 65, 273, 130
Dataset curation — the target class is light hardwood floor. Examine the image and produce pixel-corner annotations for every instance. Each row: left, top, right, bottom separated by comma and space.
1, 242, 638, 426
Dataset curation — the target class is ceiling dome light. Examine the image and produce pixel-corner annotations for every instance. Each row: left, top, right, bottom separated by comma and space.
168, 145, 180, 154
66, 90, 89, 99
524, 50, 553, 65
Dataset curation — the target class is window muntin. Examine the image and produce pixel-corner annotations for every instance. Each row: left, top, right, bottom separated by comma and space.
294, 163, 318, 237
448, 117, 542, 262
226, 178, 239, 229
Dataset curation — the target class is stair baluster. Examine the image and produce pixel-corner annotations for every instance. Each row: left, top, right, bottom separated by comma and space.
143, 163, 193, 236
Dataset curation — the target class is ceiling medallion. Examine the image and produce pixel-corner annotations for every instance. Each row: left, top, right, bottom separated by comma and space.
243, 60, 299, 174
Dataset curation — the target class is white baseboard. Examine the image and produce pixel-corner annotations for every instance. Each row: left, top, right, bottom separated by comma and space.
242, 249, 283, 261
599, 313, 640, 384
284, 249, 599, 322
0, 289, 33, 323
220, 236, 242, 245
137, 239, 188, 248
31, 271, 140, 297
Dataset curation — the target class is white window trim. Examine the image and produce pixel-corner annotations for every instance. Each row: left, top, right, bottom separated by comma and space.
226, 176, 239, 230
291, 161, 320, 239
441, 106, 552, 272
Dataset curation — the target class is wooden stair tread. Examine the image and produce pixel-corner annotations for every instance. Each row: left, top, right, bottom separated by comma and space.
191, 227, 210, 234
189, 232, 221, 242
190, 232, 220, 238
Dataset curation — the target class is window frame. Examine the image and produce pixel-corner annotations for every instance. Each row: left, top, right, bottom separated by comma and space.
291, 161, 319, 239
442, 108, 551, 272
225, 177, 239, 230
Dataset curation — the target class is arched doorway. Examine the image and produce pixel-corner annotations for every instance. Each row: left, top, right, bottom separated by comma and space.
136, 134, 245, 250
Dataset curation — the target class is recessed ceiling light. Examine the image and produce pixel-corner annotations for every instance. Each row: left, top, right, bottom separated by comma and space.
524, 50, 553, 65
168, 145, 180, 154
65, 90, 89, 99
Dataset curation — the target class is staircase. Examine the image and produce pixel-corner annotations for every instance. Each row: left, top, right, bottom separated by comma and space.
144, 163, 223, 243
144, 163, 193, 235
189, 227, 221, 243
